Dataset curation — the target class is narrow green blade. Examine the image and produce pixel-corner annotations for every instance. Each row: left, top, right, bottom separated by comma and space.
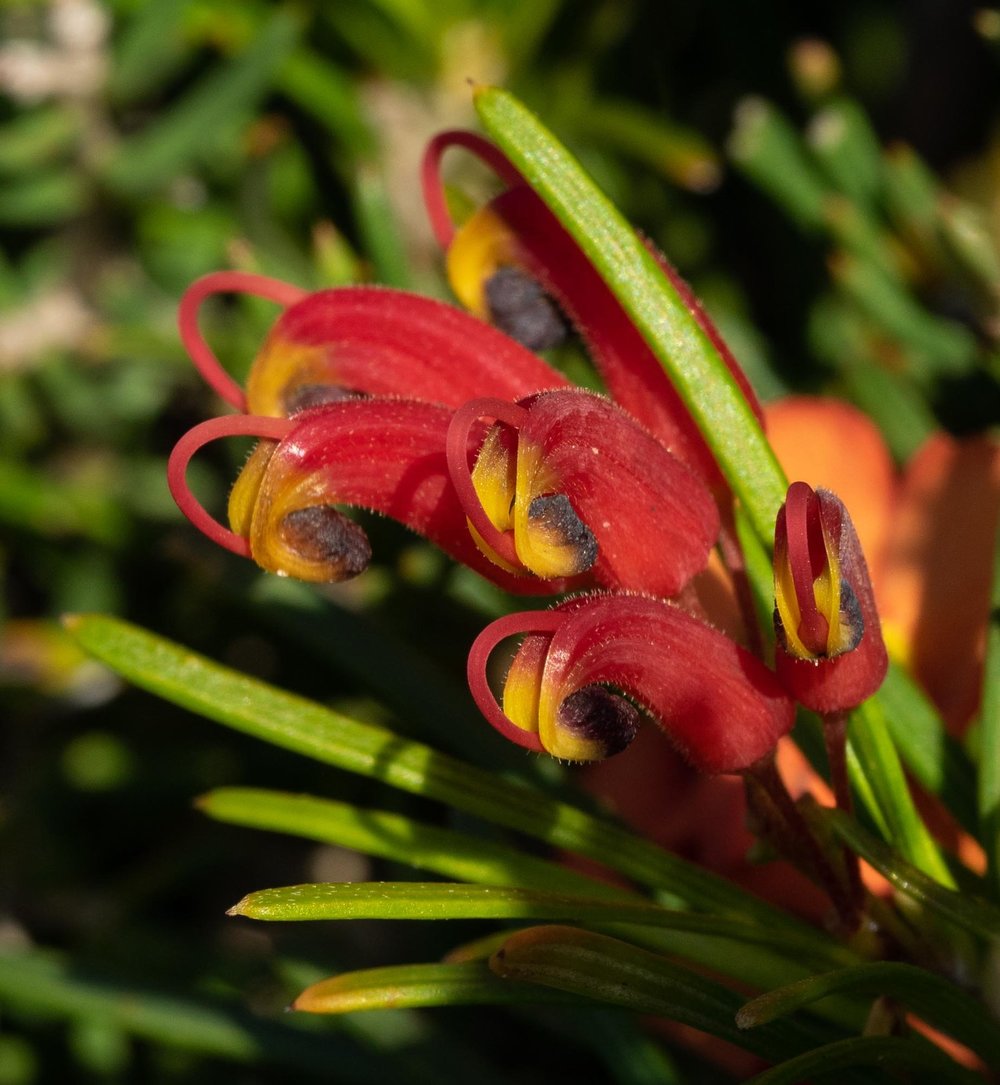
738, 962, 1000, 1067
474, 86, 787, 543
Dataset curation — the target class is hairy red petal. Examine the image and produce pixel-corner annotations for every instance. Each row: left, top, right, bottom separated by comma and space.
470, 594, 794, 771
422, 129, 763, 485
241, 400, 567, 592
246, 286, 568, 417
514, 390, 719, 595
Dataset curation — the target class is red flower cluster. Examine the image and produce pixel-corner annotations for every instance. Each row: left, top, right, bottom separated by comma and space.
169, 130, 888, 784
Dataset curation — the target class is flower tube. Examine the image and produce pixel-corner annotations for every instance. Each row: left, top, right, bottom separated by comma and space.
179, 273, 569, 417
468, 594, 795, 768
773, 481, 888, 713
446, 389, 719, 596
168, 400, 556, 592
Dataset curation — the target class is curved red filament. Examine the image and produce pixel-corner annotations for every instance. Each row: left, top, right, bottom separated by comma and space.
445, 397, 530, 570
784, 481, 830, 655
167, 413, 292, 557
178, 272, 308, 409
466, 611, 565, 754
421, 130, 526, 250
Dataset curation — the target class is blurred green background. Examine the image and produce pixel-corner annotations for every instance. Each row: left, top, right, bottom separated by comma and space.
2, 1, 998, 1081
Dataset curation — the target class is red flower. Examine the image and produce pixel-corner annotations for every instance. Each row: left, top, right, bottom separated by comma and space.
178, 272, 569, 416
422, 130, 763, 486
169, 390, 718, 598
767, 396, 1000, 734
446, 389, 718, 595
468, 593, 795, 769
772, 481, 888, 713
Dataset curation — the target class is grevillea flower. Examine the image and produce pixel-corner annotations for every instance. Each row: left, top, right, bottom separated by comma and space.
169, 389, 718, 596
446, 389, 719, 595
468, 593, 795, 767
178, 272, 569, 417
772, 481, 888, 714
767, 396, 1000, 734
422, 130, 764, 485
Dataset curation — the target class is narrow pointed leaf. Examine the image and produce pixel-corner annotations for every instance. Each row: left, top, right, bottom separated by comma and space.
738, 962, 1000, 1067
65, 614, 838, 949
200, 787, 624, 899
204, 791, 857, 981
848, 697, 954, 886
227, 881, 857, 965
474, 87, 787, 543
292, 961, 584, 1014
826, 811, 1000, 940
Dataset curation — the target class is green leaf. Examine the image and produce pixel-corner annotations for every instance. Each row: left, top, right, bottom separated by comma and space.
204, 790, 858, 986
848, 697, 955, 886
489, 926, 843, 1063
578, 99, 722, 193
738, 962, 1000, 1068
227, 881, 857, 964
229, 881, 677, 923
877, 662, 978, 835
292, 960, 584, 1014
104, 10, 301, 195
0, 460, 127, 544
0, 172, 85, 226
728, 97, 831, 231
831, 253, 977, 380
108, 0, 190, 106
0, 107, 77, 174
351, 163, 413, 289
276, 49, 374, 157
65, 615, 837, 948
200, 787, 623, 899
474, 86, 787, 544
827, 811, 1000, 941
806, 98, 884, 213
743, 1036, 983, 1085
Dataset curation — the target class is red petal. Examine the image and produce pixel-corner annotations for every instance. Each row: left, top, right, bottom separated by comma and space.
246, 286, 569, 416
177, 272, 308, 409
470, 594, 794, 772
514, 390, 720, 595
423, 132, 763, 485
775, 488, 888, 713
241, 399, 567, 592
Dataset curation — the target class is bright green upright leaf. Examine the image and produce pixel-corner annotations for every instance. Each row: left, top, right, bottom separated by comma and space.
848, 698, 954, 886
474, 86, 787, 543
